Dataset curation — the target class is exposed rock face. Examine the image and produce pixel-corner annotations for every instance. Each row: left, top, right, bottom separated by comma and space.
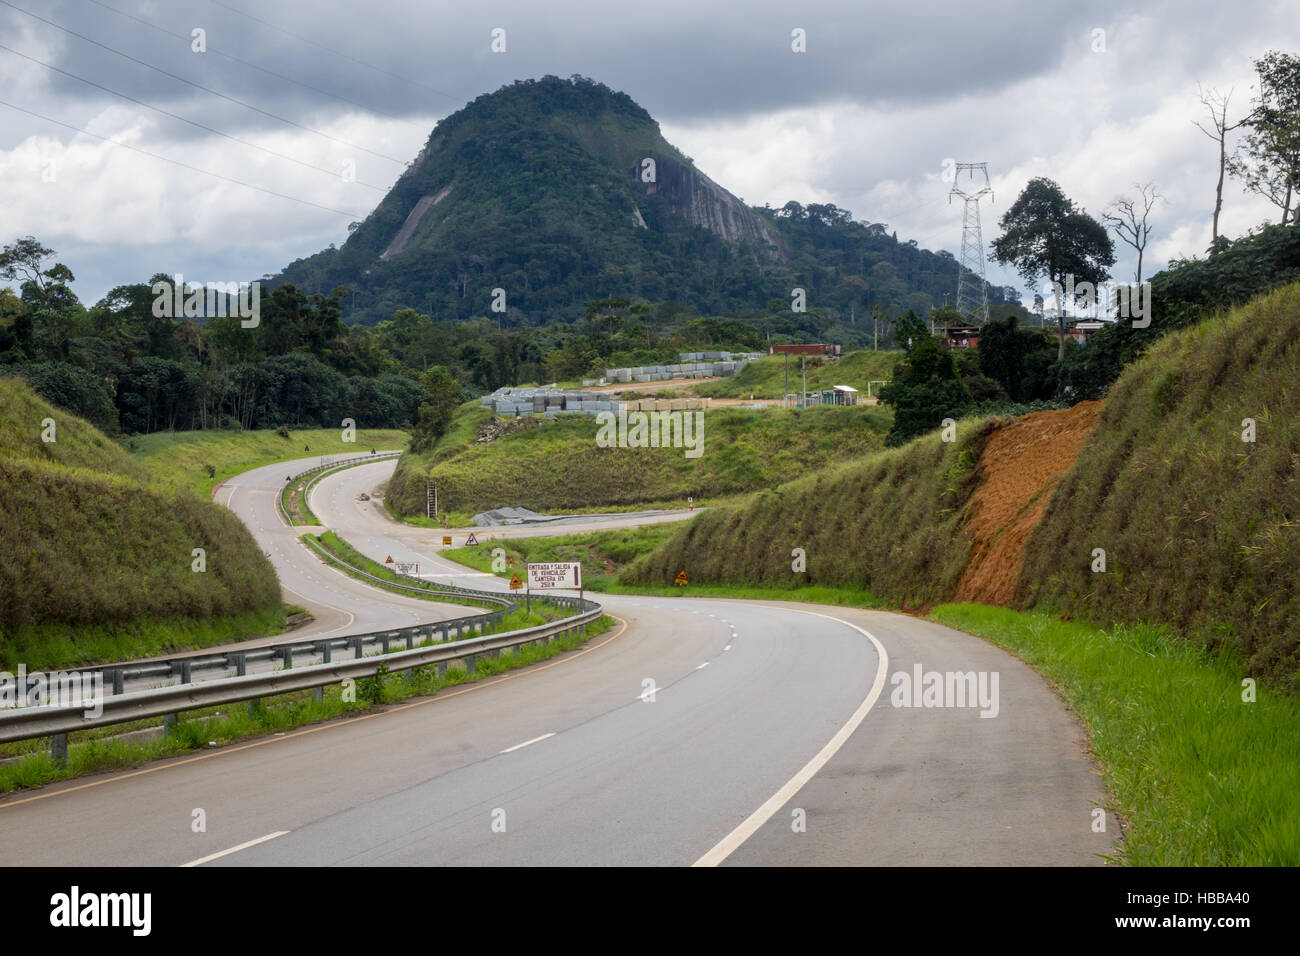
380, 185, 452, 260
642, 159, 786, 257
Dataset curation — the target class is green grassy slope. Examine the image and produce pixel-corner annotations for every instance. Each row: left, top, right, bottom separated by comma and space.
387, 404, 894, 519
131, 426, 409, 497
1017, 282, 1300, 687
693, 350, 900, 399
0, 378, 283, 669
621, 417, 992, 607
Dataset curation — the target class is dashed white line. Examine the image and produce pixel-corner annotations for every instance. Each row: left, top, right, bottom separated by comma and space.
181, 831, 289, 867
724, 644, 732, 651
696, 662, 709, 670
499, 732, 555, 754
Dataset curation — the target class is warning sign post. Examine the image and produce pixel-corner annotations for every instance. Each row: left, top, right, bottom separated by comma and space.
525, 562, 583, 615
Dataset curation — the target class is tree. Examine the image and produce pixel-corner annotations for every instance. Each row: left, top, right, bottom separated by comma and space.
1194, 86, 1248, 245
892, 309, 929, 349
1227, 51, 1300, 225
409, 366, 464, 453
1102, 183, 1162, 284
991, 178, 1116, 361
878, 335, 969, 446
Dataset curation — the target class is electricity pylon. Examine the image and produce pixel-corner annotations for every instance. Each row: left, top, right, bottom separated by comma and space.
949, 162, 993, 326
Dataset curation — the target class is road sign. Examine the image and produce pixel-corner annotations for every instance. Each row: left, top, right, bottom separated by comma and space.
441, 536, 452, 545
675, 568, 689, 586
385, 555, 394, 564
465, 532, 479, 546
509, 574, 523, 590
527, 562, 582, 590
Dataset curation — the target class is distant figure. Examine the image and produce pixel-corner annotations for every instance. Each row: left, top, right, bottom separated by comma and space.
304, 444, 309, 452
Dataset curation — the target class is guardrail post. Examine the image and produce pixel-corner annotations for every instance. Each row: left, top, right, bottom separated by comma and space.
51, 733, 68, 768
380, 635, 391, 655
437, 660, 448, 676
172, 660, 192, 684
439, 625, 448, 643
349, 637, 364, 659
108, 668, 124, 696
232, 654, 259, 715
164, 712, 178, 735
466, 654, 476, 674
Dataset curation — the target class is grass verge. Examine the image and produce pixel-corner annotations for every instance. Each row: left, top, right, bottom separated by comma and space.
0, 614, 613, 794
1, 605, 297, 673
929, 603, 1300, 866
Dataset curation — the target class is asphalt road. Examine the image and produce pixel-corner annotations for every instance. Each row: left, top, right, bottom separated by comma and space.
0, 458, 1116, 866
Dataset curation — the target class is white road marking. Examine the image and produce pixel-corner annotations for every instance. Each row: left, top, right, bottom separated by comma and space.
693, 612, 889, 867
181, 831, 289, 867
500, 732, 555, 754
696, 662, 709, 670
724, 644, 732, 651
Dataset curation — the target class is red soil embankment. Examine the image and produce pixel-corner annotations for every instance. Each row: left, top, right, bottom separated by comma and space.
953, 401, 1103, 606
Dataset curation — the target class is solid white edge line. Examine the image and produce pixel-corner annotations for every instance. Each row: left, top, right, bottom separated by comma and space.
500, 732, 556, 754
180, 830, 290, 867
691, 610, 889, 867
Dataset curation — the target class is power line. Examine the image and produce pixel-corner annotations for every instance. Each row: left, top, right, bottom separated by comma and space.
207, 0, 461, 105
0, 0, 407, 165
0, 96, 364, 218
82, 0, 432, 133
0, 42, 388, 192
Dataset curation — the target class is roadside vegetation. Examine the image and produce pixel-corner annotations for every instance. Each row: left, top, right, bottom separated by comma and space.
445, 524, 684, 590
388, 402, 893, 519
130, 426, 407, 498
930, 603, 1300, 866
1018, 282, 1300, 688
0, 379, 288, 669
693, 349, 900, 399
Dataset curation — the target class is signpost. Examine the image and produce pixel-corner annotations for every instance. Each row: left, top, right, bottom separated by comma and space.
508, 574, 523, 590
526, 562, 583, 615
441, 535, 452, 546
675, 568, 689, 587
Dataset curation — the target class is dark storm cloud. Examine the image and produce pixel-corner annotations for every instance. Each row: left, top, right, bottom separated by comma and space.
7, 0, 1117, 137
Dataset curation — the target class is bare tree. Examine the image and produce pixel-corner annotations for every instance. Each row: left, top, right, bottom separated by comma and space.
1193, 86, 1247, 245
1102, 183, 1162, 285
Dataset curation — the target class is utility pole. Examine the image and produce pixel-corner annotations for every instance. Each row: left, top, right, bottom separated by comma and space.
949, 162, 994, 326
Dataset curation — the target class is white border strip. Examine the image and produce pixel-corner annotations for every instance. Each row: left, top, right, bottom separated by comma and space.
692, 611, 889, 866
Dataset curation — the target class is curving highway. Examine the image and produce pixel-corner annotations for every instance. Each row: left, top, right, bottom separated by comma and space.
0, 457, 1116, 866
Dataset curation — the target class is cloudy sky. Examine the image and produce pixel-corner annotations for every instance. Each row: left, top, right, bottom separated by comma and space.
1, 0, 1296, 307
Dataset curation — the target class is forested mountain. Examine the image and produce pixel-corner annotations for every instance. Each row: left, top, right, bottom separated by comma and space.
273, 75, 1008, 327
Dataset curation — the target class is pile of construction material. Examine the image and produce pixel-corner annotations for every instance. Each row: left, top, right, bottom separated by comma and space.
480, 386, 619, 418
480, 387, 712, 418
601, 351, 764, 384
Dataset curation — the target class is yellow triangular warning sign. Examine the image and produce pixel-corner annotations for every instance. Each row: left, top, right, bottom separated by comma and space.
509, 574, 523, 590
385, 555, 394, 564
674, 568, 688, 586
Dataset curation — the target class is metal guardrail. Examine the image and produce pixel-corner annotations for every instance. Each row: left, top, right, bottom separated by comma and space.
0, 606, 602, 746
277, 450, 402, 526
0, 464, 601, 751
